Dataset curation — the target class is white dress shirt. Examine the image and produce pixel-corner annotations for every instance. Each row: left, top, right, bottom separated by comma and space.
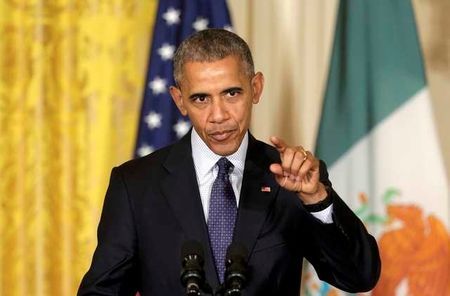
190, 128, 333, 223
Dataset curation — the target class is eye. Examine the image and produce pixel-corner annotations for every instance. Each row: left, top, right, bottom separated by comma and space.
226, 89, 241, 97
192, 95, 208, 103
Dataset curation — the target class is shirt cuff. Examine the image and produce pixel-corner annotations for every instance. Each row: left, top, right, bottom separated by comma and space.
310, 204, 334, 224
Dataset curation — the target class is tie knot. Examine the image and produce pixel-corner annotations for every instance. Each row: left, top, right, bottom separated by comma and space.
217, 157, 233, 176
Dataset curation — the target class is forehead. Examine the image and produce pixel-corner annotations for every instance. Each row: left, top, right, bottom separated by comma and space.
182, 56, 247, 81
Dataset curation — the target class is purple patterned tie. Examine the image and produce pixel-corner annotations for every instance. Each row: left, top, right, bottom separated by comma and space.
207, 157, 237, 283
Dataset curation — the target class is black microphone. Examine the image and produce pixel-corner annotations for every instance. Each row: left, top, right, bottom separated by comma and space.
180, 240, 208, 296
224, 243, 248, 296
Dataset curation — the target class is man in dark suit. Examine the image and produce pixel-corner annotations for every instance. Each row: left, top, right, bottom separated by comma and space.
78, 29, 380, 295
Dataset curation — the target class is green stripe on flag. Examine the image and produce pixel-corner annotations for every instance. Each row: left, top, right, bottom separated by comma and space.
316, 0, 426, 165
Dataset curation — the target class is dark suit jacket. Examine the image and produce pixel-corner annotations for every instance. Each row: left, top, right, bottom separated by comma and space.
78, 132, 380, 295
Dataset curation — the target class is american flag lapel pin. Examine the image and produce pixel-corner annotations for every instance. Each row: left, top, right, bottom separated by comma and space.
261, 186, 271, 192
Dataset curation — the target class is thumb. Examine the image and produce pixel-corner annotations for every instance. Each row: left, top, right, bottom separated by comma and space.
269, 163, 284, 176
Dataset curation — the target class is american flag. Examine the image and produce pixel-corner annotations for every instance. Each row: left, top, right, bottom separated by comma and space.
134, 0, 233, 158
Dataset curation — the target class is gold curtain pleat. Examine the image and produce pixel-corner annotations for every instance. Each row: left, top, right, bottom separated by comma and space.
0, 0, 157, 295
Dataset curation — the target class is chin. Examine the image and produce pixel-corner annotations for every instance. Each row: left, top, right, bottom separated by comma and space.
209, 142, 239, 156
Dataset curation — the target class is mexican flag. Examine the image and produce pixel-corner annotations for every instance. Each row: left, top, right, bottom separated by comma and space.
304, 0, 450, 295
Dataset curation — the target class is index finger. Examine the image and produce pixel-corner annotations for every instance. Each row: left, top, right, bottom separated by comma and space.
270, 136, 287, 153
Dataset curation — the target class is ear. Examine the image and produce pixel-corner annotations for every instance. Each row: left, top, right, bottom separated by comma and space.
251, 72, 264, 104
169, 86, 187, 116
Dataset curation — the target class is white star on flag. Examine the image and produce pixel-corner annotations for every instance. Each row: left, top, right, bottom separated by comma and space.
192, 17, 209, 32
157, 43, 175, 61
162, 7, 181, 25
144, 112, 162, 129
137, 144, 154, 157
148, 77, 167, 95
135, 0, 232, 159
173, 120, 191, 138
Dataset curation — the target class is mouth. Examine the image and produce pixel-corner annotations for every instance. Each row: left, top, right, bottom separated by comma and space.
208, 129, 236, 142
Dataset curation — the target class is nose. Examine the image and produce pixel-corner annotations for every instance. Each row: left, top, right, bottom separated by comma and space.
209, 99, 228, 123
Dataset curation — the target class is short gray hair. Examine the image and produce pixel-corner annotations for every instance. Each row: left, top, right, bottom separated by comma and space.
173, 29, 255, 85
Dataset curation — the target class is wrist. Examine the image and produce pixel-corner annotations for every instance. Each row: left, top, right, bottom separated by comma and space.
298, 182, 328, 205
299, 183, 334, 212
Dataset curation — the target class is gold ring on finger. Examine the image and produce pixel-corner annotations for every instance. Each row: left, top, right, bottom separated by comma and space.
302, 150, 308, 161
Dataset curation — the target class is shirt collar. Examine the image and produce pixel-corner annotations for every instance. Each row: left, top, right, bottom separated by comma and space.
191, 128, 248, 178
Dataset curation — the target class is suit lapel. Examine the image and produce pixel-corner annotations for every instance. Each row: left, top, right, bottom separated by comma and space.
160, 133, 219, 288
234, 135, 279, 259
160, 133, 279, 288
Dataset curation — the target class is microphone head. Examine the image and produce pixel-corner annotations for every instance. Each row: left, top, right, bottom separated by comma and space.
181, 240, 204, 263
226, 242, 248, 265
225, 242, 249, 294
180, 240, 211, 294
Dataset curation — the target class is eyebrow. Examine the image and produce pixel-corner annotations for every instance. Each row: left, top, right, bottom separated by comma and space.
221, 87, 243, 95
188, 92, 209, 100
188, 87, 244, 100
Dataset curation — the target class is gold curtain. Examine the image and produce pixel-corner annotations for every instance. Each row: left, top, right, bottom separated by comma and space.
0, 0, 156, 295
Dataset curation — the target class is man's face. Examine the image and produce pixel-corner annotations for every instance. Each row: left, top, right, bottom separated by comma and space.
170, 55, 264, 156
